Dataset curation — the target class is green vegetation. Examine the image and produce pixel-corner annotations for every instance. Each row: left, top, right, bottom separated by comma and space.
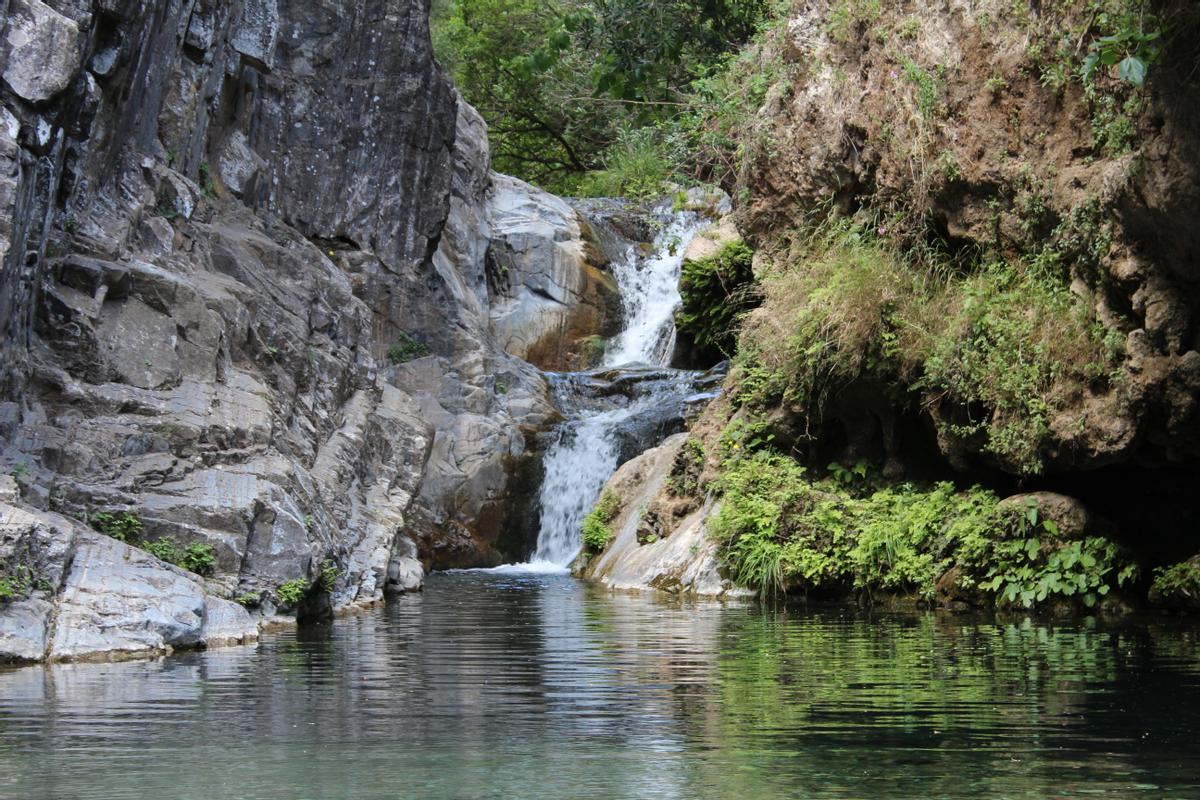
90, 511, 143, 542
899, 56, 939, 119
320, 559, 340, 592
734, 215, 1120, 476
1150, 559, 1200, 606
387, 332, 429, 364
0, 563, 38, 602
582, 489, 622, 553
1081, 19, 1162, 87
275, 578, 308, 608
198, 162, 215, 197
826, 0, 881, 45
708, 445, 1136, 605
676, 240, 758, 362
9, 462, 28, 483
432, 0, 769, 193
91, 512, 216, 575
140, 537, 217, 576
235, 591, 261, 608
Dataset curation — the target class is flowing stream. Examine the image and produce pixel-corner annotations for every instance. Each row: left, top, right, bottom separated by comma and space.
522, 208, 709, 569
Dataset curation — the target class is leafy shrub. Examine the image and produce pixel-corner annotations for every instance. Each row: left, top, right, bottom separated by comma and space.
181, 543, 216, 576
320, 559, 340, 592
1082, 25, 1162, 87
138, 536, 216, 576
575, 127, 677, 199
142, 537, 181, 563
91, 511, 142, 542
1150, 560, 1200, 607
235, 591, 261, 608
275, 578, 308, 608
582, 489, 622, 553
676, 240, 759, 362
387, 332, 429, 364
709, 446, 1136, 606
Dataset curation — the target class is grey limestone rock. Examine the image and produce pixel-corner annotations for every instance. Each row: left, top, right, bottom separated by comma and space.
1, 0, 83, 103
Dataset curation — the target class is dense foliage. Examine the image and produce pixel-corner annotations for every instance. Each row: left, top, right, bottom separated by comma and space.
431, 0, 767, 192
708, 426, 1137, 605
675, 240, 759, 363
733, 217, 1121, 476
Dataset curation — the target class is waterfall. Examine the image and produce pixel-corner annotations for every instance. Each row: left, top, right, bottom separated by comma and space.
519, 208, 707, 571
604, 214, 707, 367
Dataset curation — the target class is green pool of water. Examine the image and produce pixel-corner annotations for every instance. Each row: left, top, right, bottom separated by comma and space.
2, 571, 1198, 799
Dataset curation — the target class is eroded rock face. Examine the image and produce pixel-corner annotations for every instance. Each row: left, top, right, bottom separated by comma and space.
578, 434, 751, 598
486, 174, 620, 370
2, 0, 83, 103
0, 503, 258, 661
736, 0, 1200, 477
0, 0, 592, 661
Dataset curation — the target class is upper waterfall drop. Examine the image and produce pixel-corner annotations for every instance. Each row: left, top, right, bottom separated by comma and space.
603, 212, 708, 367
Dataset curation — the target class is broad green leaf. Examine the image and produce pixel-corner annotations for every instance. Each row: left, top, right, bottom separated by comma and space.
1118, 56, 1146, 86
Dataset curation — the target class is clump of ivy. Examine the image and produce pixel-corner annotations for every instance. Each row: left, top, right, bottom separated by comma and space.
582, 489, 622, 553
676, 240, 759, 363
387, 332, 430, 364
235, 591, 262, 608
275, 578, 308, 608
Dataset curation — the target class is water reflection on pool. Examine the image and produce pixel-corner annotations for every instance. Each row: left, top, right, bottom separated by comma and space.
1, 571, 1198, 799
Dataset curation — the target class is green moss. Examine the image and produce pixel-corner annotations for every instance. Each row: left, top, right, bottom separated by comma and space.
582, 489, 622, 553
676, 240, 758, 362
709, 448, 1136, 605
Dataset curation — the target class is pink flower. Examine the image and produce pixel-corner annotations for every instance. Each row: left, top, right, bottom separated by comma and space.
877, 226, 888, 235
890, 70, 898, 79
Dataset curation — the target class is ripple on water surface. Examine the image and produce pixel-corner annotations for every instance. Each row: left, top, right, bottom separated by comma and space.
1, 571, 1199, 799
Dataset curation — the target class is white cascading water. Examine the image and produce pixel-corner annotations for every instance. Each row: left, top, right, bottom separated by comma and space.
604, 213, 707, 366
516, 209, 707, 570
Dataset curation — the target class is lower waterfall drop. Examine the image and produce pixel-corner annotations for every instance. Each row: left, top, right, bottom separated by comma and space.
524, 207, 710, 569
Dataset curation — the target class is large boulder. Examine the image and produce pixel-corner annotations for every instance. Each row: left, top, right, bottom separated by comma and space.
1, 0, 83, 103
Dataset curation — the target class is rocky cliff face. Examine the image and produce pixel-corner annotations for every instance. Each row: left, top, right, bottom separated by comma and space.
728, 0, 1200, 555
0, 0, 614, 661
